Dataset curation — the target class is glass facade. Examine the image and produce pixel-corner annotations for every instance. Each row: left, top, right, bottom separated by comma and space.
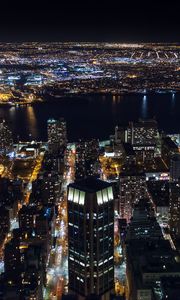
68, 182, 114, 297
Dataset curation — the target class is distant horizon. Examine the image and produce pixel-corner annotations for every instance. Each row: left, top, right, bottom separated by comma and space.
0, 41, 179, 44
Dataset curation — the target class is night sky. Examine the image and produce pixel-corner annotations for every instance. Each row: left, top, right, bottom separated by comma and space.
0, 3, 179, 42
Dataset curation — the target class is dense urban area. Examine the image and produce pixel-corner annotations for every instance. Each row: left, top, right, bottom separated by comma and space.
0, 43, 179, 105
0, 42, 179, 300
0, 116, 180, 300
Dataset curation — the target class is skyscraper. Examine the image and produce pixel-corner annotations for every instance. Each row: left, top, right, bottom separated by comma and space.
170, 154, 180, 182
169, 181, 180, 237
67, 178, 114, 299
125, 119, 159, 146
75, 139, 100, 180
47, 118, 67, 154
119, 171, 147, 222
0, 118, 13, 154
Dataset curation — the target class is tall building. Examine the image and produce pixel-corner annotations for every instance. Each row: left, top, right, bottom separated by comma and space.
31, 171, 61, 206
75, 139, 99, 180
121, 119, 160, 163
119, 171, 147, 222
169, 181, 180, 237
67, 178, 114, 299
125, 119, 159, 146
0, 118, 13, 154
3, 237, 44, 299
126, 200, 180, 300
170, 154, 180, 182
114, 126, 126, 144
47, 118, 67, 154
161, 137, 179, 167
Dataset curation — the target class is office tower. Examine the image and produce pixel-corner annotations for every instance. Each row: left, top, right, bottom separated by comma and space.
119, 171, 147, 222
0, 177, 22, 219
170, 154, 180, 181
47, 118, 67, 154
114, 126, 126, 144
161, 137, 179, 167
75, 139, 100, 180
18, 205, 37, 230
125, 199, 180, 300
4, 239, 22, 278
169, 181, 180, 237
126, 199, 162, 241
4, 237, 44, 299
147, 180, 169, 225
18, 205, 55, 246
0, 207, 10, 237
0, 118, 13, 154
125, 119, 159, 146
67, 178, 114, 298
124, 119, 160, 163
31, 171, 61, 206
43, 152, 65, 177
75, 140, 86, 180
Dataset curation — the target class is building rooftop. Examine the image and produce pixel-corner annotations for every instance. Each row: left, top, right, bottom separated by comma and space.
69, 177, 111, 193
171, 153, 180, 161
147, 180, 169, 207
160, 277, 180, 300
163, 137, 179, 150
122, 142, 135, 156
120, 170, 145, 177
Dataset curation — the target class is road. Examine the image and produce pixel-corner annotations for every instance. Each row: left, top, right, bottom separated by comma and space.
23, 153, 44, 204
44, 149, 75, 300
114, 218, 127, 297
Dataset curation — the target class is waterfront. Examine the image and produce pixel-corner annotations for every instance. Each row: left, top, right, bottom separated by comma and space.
0, 92, 179, 141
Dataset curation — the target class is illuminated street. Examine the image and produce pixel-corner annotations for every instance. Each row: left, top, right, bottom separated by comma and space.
44, 148, 75, 299
114, 219, 127, 297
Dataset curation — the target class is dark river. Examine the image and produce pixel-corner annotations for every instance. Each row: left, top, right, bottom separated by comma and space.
0, 92, 179, 142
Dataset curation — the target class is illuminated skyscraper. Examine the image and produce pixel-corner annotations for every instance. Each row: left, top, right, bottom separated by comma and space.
75, 139, 100, 180
125, 119, 159, 146
119, 171, 147, 222
67, 178, 114, 298
124, 119, 160, 163
47, 118, 67, 154
0, 119, 13, 154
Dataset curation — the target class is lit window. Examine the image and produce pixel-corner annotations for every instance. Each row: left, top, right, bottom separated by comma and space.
74, 189, 79, 203
79, 191, 85, 205
68, 187, 74, 201
97, 191, 103, 205
108, 187, 113, 200
102, 189, 108, 203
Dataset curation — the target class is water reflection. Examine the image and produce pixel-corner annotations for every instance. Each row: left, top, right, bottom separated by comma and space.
142, 95, 147, 119
0, 93, 179, 141
26, 106, 38, 140
171, 93, 176, 112
112, 95, 118, 122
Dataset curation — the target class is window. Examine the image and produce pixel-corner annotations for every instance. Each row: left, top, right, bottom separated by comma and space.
97, 191, 103, 205
68, 187, 74, 201
108, 187, 113, 200
79, 191, 85, 205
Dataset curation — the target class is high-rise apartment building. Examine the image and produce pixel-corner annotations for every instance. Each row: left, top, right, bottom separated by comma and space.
0, 119, 13, 154
75, 139, 99, 180
119, 171, 147, 222
47, 118, 67, 154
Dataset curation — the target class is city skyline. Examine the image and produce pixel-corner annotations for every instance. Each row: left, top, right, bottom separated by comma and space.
0, 7, 180, 299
